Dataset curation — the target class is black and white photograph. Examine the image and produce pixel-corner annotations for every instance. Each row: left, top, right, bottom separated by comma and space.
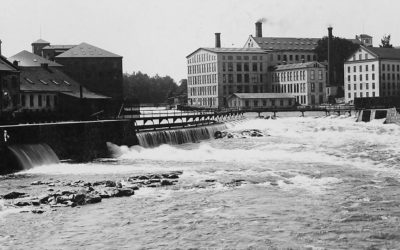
1, 0, 400, 249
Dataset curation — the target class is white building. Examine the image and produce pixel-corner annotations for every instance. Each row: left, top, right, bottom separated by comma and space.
271, 62, 327, 105
344, 46, 400, 104
227, 93, 296, 109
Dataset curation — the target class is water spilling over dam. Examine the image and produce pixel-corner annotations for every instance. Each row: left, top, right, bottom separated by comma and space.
1, 114, 400, 249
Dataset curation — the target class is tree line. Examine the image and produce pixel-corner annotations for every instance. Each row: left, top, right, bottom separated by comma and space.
123, 72, 187, 104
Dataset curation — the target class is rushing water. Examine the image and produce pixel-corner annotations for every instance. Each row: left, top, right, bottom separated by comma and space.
2, 113, 400, 249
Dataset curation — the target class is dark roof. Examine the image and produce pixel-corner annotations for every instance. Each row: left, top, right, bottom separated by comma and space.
56, 42, 122, 58
0, 55, 18, 72
229, 93, 295, 99
187, 47, 265, 58
359, 34, 372, 38
8, 50, 62, 67
42, 45, 76, 50
366, 47, 400, 60
252, 36, 320, 51
32, 39, 50, 44
274, 61, 325, 71
19, 66, 109, 99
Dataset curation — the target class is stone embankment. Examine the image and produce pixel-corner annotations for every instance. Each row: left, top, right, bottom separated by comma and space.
0, 171, 182, 214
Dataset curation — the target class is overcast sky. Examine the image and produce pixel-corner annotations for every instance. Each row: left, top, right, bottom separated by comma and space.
1, 0, 399, 83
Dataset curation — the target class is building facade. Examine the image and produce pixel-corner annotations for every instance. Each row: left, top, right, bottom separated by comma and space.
271, 62, 327, 105
0, 55, 20, 116
227, 93, 295, 109
344, 46, 400, 104
187, 47, 268, 108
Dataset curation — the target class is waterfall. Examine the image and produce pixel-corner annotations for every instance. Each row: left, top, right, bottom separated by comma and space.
8, 144, 60, 170
136, 123, 228, 147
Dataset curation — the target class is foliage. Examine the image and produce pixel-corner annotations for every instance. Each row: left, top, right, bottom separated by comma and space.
380, 34, 393, 48
123, 72, 185, 104
314, 36, 360, 90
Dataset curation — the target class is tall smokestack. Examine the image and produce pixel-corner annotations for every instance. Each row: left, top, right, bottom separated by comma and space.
255, 22, 262, 37
328, 26, 333, 86
215, 33, 221, 48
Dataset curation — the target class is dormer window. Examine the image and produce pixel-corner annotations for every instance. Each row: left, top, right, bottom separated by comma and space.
40, 80, 48, 85
25, 78, 34, 84
52, 80, 60, 85
64, 80, 71, 85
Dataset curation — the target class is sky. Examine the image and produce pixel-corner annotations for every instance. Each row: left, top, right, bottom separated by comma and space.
1, 0, 400, 83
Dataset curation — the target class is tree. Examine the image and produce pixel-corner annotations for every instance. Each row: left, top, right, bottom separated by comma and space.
123, 71, 180, 105
380, 34, 393, 48
314, 36, 360, 94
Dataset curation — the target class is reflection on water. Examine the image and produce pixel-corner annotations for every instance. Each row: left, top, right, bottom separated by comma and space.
2, 115, 400, 249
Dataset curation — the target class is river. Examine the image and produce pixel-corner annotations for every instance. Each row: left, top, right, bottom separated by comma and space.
1, 113, 400, 249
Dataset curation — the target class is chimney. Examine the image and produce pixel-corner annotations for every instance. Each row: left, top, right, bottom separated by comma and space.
13, 60, 19, 67
215, 33, 221, 48
255, 22, 262, 37
328, 26, 333, 87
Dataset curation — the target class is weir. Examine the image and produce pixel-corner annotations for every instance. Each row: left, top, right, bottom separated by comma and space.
8, 144, 60, 170
136, 123, 228, 147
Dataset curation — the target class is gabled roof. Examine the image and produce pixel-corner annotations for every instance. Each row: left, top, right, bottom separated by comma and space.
252, 36, 320, 51
187, 47, 265, 58
56, 42, 122, 58
32, 39, 50, 44
229, 93, 295, 99
274, 61, 325, 71
8, 50, 62, 67
0, 55, 19, 72
365, 46, 400, 60
19, 66, 109, 99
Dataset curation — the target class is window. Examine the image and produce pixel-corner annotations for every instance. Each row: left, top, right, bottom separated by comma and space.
25, 78, 34, 84
348, 93, 351, 98
237, 74, 242, 83
360, 83, 363, 90
366, 65, 369, 71
295, 55, 299, 61
223, 63, 226, 72
353, 75, 356, 81
372, 82, 375, 89
244, 74, 249, 83
39, 80, 48, 85
366, 83, 369, 89
252, 63, 258, 71
46, 96, 50, 107
354, 84, 357, 90
38, 95, 43, 106
372, 73, 375, 80
271, 100, 275, 106
310, 70, 315, 80
311, 83, 315, 92
360, 93, 363, 97
280, 100, 284, 106
353, 66, 356, 72
372, 64, 375, 71
348, 75, 351, 82
289, 55, 293, 61
366, 74, 369, 81
237, 56, 242, 60
359, 74, 362, 81
253, 100, 258, 106
348, 84, 351, 90
228, 74, 233, 83
319, 82, 323, 92
307, 55, 311, 61
348, 66, 350, 73
318, 70, 323, 80
30, 95, 34, 107
228, 62, 233, 71
236, 63, 242, 71
372, 92, 375, 97
382, 64, 386, 71
359, 65, 362, 72
244, 63, 249, 71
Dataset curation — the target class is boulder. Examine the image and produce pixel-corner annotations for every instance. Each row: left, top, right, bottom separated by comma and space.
115, 188, 135, 197
15, 201, 31, 207
105, 180, 116, 187
161, 180, 174, 186
31, 200, 41, 206
3, 191, 26, 199
72, 193, 86, 205
85, 194, 102, 204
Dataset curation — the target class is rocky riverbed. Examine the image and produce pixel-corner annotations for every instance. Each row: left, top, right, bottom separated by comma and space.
0, 171, 182, 214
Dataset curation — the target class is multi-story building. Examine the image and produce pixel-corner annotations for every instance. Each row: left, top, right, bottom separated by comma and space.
30, 39, 123, 102
0, 55, 20, 116
186, 36, 268, 108
344, 45, 400, 104
271, 62, 327, 105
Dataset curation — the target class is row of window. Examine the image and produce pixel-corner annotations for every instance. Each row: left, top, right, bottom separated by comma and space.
189, 86, 217, 97
188, 54, 216, 64
188, 74, 217, 85
273, 70, 323, 82
188, 63, 216, 75
223, 85, 264, 95
237, 99, 292, 107
347, 74, 376, 82
189, 97, 217, 107
21, 94, 56, 108
353, 53, 369, 61
223, 62, 263, 72
348, 92, 376, 98
25, 77, 71, 86
272, 54, 316, 62
271, 82, 324, 94
222, 74, 264, 84
347, 82, 376, 90
382, 63, 400, 72
222, 55, 262, 61
347, 64, 375, 73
